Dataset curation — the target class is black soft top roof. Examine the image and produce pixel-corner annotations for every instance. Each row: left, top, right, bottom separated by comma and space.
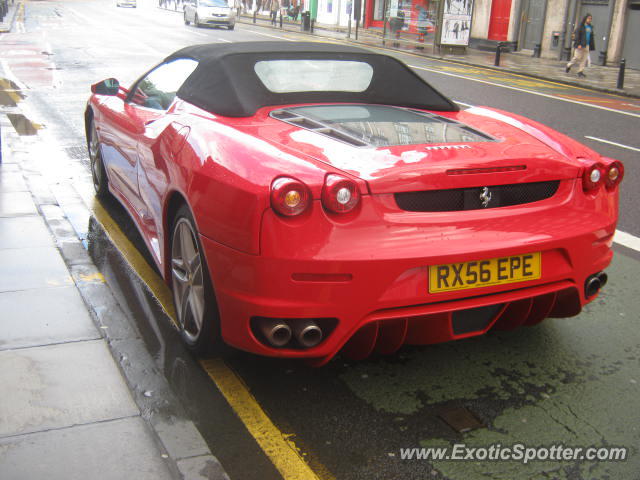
165, 41, 458, 117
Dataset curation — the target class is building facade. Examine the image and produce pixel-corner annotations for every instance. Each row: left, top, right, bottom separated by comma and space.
471, 0, 639, 68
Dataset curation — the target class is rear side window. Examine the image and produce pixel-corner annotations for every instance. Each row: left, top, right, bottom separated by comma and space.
131, 58, 198, 110
254, 60, 374, 93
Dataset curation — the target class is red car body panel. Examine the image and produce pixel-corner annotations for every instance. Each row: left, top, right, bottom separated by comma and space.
87, 70, 621, 364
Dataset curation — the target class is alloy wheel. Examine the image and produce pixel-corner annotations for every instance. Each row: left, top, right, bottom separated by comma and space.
171, 218, 206, 343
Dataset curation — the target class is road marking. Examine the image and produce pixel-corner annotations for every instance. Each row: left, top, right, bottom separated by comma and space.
0, 77, 22, 105
409, 64, 640, 119
615, 230, 640, 252
201, 358, 330, 480
89, 199, 330, 480
90, 199, 178, 324
217, 37, 232, 43
584, 136, 640, 152
191, 31, 209, 37
243, 28, 294, 40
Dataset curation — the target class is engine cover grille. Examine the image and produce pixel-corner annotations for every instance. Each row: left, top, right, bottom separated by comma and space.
395, 181, 560, 212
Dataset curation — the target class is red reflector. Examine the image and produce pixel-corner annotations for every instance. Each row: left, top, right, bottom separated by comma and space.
447, 166, 527, 175
292, 273, 353, 283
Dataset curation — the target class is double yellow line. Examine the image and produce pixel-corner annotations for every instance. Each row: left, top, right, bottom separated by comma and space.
90, 198, 330, 480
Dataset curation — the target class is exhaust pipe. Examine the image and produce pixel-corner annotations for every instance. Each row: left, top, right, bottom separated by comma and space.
292, 320, 323, 348
258, 318, 292, 347
596, 272, 608, 288
585, 272, 607, 298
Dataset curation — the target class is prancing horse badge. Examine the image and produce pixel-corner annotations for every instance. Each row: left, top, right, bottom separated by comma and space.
480, 187, 492, 208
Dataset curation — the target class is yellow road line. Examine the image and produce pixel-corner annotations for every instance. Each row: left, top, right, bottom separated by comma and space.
91, 198, 331, 480
0, 78, 23, 105
90, 198, 177, 324
201, 358, 329, 480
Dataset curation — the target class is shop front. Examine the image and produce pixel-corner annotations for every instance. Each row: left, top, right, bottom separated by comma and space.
365, 0, 438, 37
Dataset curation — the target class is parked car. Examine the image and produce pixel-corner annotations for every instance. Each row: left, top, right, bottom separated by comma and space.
116, 0, 137, 7
85, 42, 623, 365
183, 0, 235, 29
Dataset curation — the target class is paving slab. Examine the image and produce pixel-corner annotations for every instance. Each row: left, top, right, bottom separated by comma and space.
0, 286, 100, 350
0, 340, 139, 437
0, 246, 73, 292
0, 216, 53, 249
176, 455, 230, 480
0, 170, 27, 192
0, 191, 37, 217
0, 417, 174, 480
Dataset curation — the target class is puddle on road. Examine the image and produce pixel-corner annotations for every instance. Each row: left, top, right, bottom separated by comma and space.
6, 113, 41, 136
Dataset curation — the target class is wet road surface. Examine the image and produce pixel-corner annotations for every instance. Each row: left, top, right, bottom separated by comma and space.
2, 1, 640, 479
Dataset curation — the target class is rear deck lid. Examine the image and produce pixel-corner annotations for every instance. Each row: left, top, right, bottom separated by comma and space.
268, 104, 580, 194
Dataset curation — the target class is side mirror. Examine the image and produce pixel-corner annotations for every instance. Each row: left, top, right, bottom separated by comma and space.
91, 78, 120, 96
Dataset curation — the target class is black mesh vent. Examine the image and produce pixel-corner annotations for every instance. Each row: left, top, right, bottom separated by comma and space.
395, 181, 560, 212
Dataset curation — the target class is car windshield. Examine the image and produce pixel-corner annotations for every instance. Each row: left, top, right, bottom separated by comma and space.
254, 60, 374, 93
199, 0, 228, 6
274, 105, 494, 146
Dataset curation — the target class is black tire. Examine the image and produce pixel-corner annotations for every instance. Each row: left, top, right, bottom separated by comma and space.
195, 14, 201, 27
88, 120, 109, 198
170, 204, 222, 355
228, 24, 235, 30
184, 12, 190, 24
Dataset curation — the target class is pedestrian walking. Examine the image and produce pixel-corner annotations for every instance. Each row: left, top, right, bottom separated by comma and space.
565, 14, 595, 78
270, 0, 279, 24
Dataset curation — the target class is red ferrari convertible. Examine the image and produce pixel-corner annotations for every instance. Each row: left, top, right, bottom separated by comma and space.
85, 42, 623, 365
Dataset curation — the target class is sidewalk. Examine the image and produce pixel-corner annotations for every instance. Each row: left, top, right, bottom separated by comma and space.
0, 119, 230, 480
232, 11, 640, 99
0, 4, 230, 475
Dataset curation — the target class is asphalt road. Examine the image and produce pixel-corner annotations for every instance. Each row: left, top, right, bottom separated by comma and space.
2, 1, 639, 479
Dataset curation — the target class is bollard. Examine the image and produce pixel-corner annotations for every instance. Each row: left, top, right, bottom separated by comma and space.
598, 50, 607, 66
279, 10, 283, 28
494, 42, 502, 66
617, 59, 626, 89
562, 47, 572, 61
532, 43, 541, 58
310, 19, 314, 33
253, 10, 256, 23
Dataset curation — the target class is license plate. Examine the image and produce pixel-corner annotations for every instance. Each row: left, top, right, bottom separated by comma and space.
429, 253, 541, 293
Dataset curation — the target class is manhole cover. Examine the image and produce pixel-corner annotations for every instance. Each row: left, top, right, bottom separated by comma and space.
438, 406, 484, 433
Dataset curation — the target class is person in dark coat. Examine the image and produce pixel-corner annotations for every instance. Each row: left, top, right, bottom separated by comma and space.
566, 13, 595, 78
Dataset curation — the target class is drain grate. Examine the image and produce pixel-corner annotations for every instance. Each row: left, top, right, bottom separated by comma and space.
65, 145, 89, 160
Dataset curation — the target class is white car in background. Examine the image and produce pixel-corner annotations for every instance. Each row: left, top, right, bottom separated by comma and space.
116, 0, 137, 7
184, 0, 236, 29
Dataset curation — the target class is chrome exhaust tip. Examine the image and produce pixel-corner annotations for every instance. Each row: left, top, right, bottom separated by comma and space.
585, 274, 602, 298
292, 320, 323, 348
258, 318, 292, 347
596, 272, 608, 288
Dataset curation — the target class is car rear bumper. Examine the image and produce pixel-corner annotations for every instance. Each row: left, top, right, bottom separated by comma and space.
200, 15, 234, 24
201, 181, 618, 363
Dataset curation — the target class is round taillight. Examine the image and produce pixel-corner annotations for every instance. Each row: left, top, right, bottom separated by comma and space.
582, 163, 604, 192
321, 174, 360, 213
605, 161, 624, 189
270, 177, 311, 216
